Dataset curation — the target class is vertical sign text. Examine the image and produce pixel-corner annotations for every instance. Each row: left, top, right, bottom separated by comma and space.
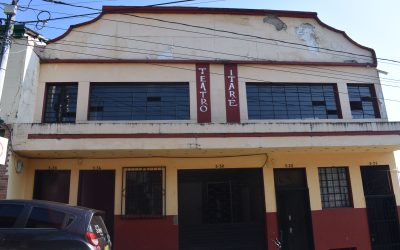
196, 64, 211, 123
224, 64, 240, 123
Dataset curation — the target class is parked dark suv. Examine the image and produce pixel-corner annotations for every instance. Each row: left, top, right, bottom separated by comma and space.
0, 199, 112, 250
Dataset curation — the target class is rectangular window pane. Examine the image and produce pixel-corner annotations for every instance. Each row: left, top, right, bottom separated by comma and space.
123, 167, 165, 217
44, 83, 78, 123
318, 167, 352, 208
347, 84, 380, 118
0, 204, 24, 228
89, 83, 190, 121
246, 83, 341, 120
26, 207, 66, 229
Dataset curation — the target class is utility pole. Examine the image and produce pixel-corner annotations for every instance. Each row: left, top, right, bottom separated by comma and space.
0, 0, 19, 102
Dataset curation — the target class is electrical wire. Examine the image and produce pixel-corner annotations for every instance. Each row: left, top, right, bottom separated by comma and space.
12, 39, 400, 105
25, 0, 400, 65
24, 24, 400, 86
148, 0, 197, 7
13, 150, 270, 163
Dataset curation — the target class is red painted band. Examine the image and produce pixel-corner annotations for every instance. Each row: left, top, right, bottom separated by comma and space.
40, 59, 373, 67
27, 130, 400, 139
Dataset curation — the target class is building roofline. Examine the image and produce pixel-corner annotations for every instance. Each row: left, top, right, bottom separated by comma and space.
46, 6, 377, 67
101, 6, 318, 17
40, 59, 374, 67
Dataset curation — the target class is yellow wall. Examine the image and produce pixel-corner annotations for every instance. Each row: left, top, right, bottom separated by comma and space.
8, 150, 400, 215
35, 63, 387, 124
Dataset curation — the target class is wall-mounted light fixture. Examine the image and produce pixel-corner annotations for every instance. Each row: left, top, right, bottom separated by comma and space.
15, 160, 23, 174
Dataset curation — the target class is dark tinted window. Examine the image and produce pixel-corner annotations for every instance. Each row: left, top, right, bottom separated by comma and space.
89, 83, 190, 120
319, 167, 352, 208
124, 168, 165, 217
33, 170, 71, 204
246, 83, 341, 120
26, 207, 66, 229
361, 166, 393, 195
0, 204, 24, 228
274, 169, 308, 189
88, 215, 109, 238
44, 83, 78, 123
347, 84, 380, 118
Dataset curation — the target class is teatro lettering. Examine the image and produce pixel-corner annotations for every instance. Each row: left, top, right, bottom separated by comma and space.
198, 67, 209, 112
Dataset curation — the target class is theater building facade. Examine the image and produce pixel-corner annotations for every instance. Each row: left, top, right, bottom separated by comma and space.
3, 6, 400, 250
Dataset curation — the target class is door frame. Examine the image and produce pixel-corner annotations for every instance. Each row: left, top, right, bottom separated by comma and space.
361, 165, 400, 249
177, 168, 267, 250
274, 168, 315, 250
77, 170, 116, 239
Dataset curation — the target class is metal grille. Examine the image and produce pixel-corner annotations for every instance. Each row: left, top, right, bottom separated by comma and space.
361, 166, 400, 250
204, 181, 233, 224
365, 195, 400, 250
88, 83, 190, 121
348, 84, 380, 118
246, 83, 341, 120
43, 83, 78, 123
319, 167, 352, 208
122, 167, 165, 218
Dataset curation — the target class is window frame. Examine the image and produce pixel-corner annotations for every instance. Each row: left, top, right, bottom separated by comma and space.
42, 82, 78, 123
245, 82, 343, 120
0, 203, 26, 228
347, 83, 381, 119
88, 82, 190, 121
25, 206, 68, 229
121, 167, 166, 219
318, 167, 354, 209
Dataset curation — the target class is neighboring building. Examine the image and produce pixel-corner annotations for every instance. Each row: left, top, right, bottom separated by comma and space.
2, 6, 400, 250
0, 25, 45, 199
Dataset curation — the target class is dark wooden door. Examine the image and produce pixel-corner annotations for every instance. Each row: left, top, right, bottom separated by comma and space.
361, 166, 400, 250
178, 168, 267, 250
78, 170, 115, 239
274, 169, 314, 250
33, 170, 70, 203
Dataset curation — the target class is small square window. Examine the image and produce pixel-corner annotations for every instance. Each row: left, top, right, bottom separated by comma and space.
43, 83, 78, 123
319, 167, 353, 208
122, 167, 165, 218
347, 84, 380, 119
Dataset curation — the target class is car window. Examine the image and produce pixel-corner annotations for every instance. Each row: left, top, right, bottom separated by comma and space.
0, 204, 25, 228
26, 207, 66, 229
88, 215, 108, 238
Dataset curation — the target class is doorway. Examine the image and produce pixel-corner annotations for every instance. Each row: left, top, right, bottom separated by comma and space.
178, 168, 266, 250
361, 166, 400, 249
33, 170, 71, 203
274, 168, 314, 250
78, 170, 115, 239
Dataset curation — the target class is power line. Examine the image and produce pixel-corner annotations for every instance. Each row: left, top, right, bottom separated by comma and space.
37, 0, 400, 65
21, 12, 99, 23
13, 40, 400, 105
25, 20, 377, 67
24, 22, 400, 86
181, 0, 226, 6
42, 37, 400, 87
12, 6, 400, 84
148, 0, 197, 7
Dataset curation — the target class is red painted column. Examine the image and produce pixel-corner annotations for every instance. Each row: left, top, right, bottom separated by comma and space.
266, 212, 279, 250
196, 64, 211, 123
224, 64, 240, 123
311, 208, 372, 250
113, 216, 178, 250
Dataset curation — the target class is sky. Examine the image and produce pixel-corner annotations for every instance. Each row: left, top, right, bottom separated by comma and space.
1, 0, 400, 164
